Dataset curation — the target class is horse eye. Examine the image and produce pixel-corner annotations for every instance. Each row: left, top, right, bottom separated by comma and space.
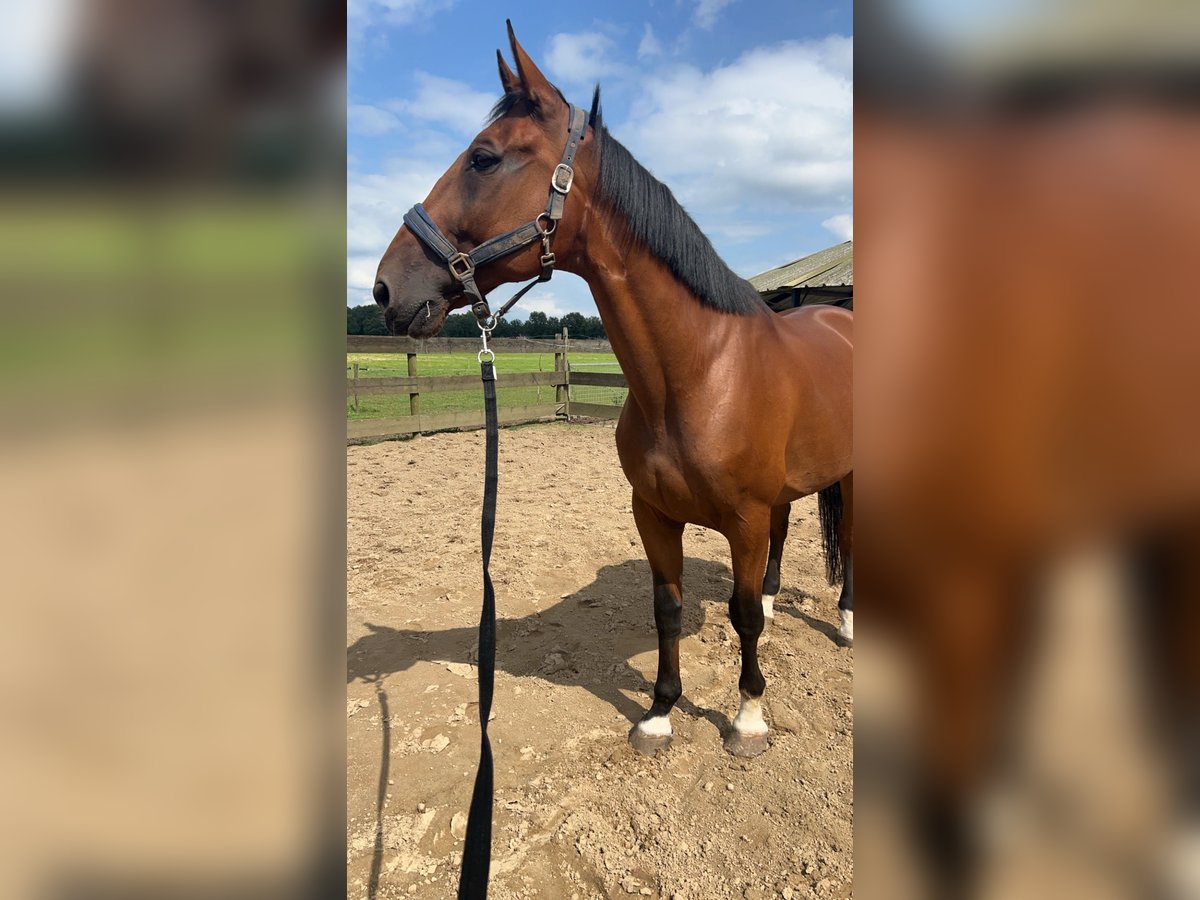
470, 150, 499, 171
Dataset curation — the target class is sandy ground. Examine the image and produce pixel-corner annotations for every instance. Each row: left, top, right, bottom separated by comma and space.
347, 422, 852, 899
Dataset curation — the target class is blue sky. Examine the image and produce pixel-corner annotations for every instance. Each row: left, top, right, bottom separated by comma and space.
347, 0, 853, 317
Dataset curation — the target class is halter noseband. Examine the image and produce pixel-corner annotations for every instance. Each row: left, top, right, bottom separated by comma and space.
402, 104, 588, 325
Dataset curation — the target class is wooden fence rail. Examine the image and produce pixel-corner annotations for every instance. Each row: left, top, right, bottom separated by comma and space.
347, 335, 612, 354
570, 372, 627, 388
346, 329, 626, 442
348, 371, 566, 395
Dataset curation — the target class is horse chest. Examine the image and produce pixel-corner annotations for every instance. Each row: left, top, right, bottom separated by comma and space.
615, 411, 731, 527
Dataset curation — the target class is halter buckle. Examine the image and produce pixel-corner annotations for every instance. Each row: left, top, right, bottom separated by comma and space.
470, 299, 492, 322
447, 252, 474, 281
551, 164, 574, 195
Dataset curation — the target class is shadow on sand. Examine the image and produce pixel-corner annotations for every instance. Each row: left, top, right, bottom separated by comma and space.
348, 556, 754, 728
350, 555, 842, 897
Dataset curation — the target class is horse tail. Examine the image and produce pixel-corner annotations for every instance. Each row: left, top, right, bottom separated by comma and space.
817, 481, 845, 586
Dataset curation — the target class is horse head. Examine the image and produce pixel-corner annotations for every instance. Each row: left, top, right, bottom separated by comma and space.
373, 22, 597, 337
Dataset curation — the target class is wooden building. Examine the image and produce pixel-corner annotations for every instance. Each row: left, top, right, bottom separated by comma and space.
749, 240, 852, 311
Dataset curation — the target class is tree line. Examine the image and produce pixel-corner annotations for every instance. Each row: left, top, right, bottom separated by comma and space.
347, 304, 607, 340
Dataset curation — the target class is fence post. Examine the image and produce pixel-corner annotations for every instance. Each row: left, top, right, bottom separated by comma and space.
407, 351, 420, 417
352, 362, 359, 413
554, 330, 566, 416
563, 327, 570, 419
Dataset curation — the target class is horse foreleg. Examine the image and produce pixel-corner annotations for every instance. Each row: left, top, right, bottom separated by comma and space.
760, 503, 790, 629
725, 507, 773, 758
628, 493, 685, 755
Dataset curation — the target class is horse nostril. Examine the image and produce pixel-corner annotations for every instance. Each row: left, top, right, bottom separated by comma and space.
372, 281, 390, 307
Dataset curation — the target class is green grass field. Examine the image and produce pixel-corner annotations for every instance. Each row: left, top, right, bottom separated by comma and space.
346, 351, 625, 419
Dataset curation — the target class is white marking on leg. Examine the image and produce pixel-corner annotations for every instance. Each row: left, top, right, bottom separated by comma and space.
635, 714, 672, 737
761, 594, 775, 621
838, 608, 853, 644
732, 691, 768, 735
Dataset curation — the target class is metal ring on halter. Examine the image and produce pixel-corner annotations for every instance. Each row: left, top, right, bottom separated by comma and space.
477, 348, 495, 363
536, 213, 557, 236
478, 315, 497, 332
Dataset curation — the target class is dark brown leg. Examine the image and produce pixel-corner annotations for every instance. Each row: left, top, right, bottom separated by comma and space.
760, 503, 790, 629
725, 505, 773, 757
628, 492, 685, 755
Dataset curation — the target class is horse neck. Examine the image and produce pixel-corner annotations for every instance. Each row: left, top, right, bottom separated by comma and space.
566, 219, 762, 408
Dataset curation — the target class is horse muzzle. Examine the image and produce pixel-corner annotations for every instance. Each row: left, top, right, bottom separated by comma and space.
373, 268, 460, 338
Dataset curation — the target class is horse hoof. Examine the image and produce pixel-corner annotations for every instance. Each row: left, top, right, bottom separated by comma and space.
836, 609, 853, 647
628, 725, 672, 756
762, 614, 774, 632
724, 730, 769, 758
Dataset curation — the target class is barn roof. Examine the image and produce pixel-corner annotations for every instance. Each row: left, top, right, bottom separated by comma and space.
749, 241, 853, 293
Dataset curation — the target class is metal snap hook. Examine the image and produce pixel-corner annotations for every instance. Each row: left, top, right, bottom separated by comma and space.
478, 318, 496, 365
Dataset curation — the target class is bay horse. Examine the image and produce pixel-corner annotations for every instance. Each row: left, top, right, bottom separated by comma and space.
372, 25, 853, 758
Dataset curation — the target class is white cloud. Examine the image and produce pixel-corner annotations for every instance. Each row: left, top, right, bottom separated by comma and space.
694, 0, 736, 30
822, 213, 853, 241
348, 0, 456, 52
347, 254, 379, 307
344, 75, 498, 306
544, 31, 621, 86
486, 273, 599, 319
346, 157, 444, 261
620, 37, 852, 213
707, 221, 774, 244
512, 294, 569, 319
637, 24, 663, 60
348, 255, 380, 292
348, 103, 400, 136
386, 72, 496, 135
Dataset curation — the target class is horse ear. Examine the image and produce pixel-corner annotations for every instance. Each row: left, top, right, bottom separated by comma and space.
506, 19, 560, 113
496, 49, 520, 95
589, 85, 602, 131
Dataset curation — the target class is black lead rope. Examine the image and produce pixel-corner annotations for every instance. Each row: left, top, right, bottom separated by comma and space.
443, 107, 588, 900
458, 348, 499, 899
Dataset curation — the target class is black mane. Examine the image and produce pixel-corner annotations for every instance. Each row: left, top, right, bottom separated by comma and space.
594, 124, 766, 315
489, 86, 767, 316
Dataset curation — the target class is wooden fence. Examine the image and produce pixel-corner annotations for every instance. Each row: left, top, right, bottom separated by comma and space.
566, 370, 627, 420
347, 335, 613, 354
347, 331, 626, 443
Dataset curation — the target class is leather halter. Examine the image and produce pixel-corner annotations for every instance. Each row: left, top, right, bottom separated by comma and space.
402, 104, 588, 324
